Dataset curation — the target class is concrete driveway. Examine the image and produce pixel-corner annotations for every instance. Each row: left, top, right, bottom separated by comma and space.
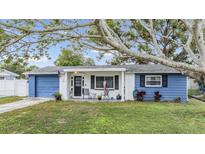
0, 97, 51, 114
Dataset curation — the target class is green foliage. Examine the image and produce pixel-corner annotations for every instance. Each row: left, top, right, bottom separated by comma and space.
0, 19, 196, 66
108, 56, 149, 65
0, 57, 38, 78
188, 89, 201, 96
53, 92, 62, 101
54, 49, 95, 66
88, 19, 191, 64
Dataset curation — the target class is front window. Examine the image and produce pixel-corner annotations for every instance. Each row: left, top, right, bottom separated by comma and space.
145, 75, 162, 87
96, 76, 114, 89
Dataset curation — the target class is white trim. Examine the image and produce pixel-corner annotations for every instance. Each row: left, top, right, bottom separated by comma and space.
64, 68, 126, 72
24, 72, 58, 75
95, 76, 114, 90
65, 72, 68, 100
73, 75, 83, 97
121, 71, 125, 101
127, 71, 181, 74
145, 75, 162, 87
186, 76, 189, 102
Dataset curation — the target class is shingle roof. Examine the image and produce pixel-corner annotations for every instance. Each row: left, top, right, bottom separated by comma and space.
25, 64, 180, 74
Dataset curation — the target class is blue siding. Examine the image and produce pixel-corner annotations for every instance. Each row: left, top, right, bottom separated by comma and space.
28, 75, 36, 97
28, 75, 59, 97
135, 74, 188, 102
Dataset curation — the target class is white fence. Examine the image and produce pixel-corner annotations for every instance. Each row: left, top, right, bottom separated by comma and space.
0, 80, 28, 97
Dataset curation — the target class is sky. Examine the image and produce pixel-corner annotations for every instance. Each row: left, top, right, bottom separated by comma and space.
26, 19, 114, 68
28, 45, 114, 68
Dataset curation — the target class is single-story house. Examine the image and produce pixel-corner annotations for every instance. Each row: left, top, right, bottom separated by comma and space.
0, 69, 19, 80
25, 64, 188, 102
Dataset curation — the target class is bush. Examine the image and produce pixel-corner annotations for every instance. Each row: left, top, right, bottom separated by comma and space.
174, 97, 181, 103
188, 89, 201, 96
97, 95, 102, 100
154, 91, 162, 102
53, 92, 62, 101
116, 94, 122, 100
136, 90, 146, 101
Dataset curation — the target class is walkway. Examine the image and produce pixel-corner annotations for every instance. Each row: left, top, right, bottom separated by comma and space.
0, 97, 51, 114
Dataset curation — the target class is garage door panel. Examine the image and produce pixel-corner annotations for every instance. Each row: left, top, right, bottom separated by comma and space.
36, 75, 59, 97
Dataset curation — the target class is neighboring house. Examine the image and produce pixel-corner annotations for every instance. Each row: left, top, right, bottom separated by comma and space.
25, 64, 188, 102
0, 69, 19, 80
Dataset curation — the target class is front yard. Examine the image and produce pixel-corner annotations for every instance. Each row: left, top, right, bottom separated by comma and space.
0, 99, 205, 133
0, 96, 24, 105
188, 89, 205, 101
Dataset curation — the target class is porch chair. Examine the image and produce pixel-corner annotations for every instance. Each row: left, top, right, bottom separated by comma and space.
82, 88, 97, 99
82, 88, 90, 99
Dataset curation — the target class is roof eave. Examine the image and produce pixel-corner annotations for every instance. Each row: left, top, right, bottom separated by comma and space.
23, 72, 59, 75
63, 68, 126, 72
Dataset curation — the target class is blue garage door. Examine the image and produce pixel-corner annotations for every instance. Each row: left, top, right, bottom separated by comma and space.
36, 75, 59, 97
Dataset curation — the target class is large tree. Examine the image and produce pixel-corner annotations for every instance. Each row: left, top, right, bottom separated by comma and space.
55, 48, 95, 66
0, 19, 205, 83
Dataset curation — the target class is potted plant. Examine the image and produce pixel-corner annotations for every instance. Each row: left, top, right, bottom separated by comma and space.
54, 92, 62, 101
116, 94, 121, 100
154, 91, 162, 102
97, 95, 102, 100
174, 97, 181, 103
136, 90, 146, 101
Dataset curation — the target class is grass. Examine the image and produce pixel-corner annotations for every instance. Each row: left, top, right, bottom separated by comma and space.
198, 95, 205, 100
188, 89, 205, 100
0, 99, 205, 134
0, 96, 24, 105
188, 89, 201, 96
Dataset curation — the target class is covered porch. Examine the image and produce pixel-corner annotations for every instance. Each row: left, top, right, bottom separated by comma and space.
60, 67, 126, 101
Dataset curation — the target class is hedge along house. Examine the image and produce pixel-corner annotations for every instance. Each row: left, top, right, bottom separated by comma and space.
25, 64, 188, 102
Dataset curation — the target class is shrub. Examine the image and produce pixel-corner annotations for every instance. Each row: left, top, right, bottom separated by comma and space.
174, 97, 181, 103
97, 95, 102, 100
154, 91, 162, 102
136, 90, 146, 101
116, 94, 122, 100
53, 92, 62, 101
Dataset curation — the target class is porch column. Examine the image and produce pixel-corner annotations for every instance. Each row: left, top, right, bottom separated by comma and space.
65, 72, 68, 100
121, 71, 125, 101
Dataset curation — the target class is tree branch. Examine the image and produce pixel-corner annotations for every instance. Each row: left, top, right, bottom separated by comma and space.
0, 21, 95, 34
96, 19, 205, 74
139, 19, 165, 57
192, 20, 205, 66
183, 33, 199, 64
0, 33, 29, 53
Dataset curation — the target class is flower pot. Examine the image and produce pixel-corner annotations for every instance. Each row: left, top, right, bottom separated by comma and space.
55, 96, 62, 101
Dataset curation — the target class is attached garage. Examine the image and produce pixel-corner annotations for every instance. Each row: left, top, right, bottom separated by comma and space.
28, 74, 59, 97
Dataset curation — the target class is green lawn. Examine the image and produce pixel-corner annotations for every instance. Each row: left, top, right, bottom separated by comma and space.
188, 89, 201, 96
188, 89, 205, 100
198, 95, 205, 101
0, 96, 24, 105
0, 99, 205, 134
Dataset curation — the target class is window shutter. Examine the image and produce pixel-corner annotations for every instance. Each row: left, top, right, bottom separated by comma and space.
91, 75, 95, 89
115, 75, 119, 90
140, 75, 145, 87
162, 75, 168, 87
